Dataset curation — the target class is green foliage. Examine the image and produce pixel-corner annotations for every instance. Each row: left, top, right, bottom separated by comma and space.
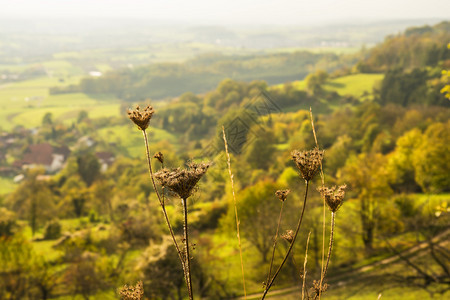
242, 127, 276, 170
0, 207, 17, 237
412, 122, 450, 193
377, 68, 446, 107
305, 70, 328, 95
6, 169, 58, 236
387, 129, 423, 193
339, 153, 392, 253
222, 180, 285, 262
68, 51, 346, 101
43, 219, 62, 240
77, 152, 101, 186
358, 22, 450, 72
137, 237, 185, 299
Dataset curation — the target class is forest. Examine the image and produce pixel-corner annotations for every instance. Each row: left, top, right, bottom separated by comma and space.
0, 21, 449, 299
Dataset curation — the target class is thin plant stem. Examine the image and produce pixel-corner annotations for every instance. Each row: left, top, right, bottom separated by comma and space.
262, 180, 310, 300
266, 201, 285, 287
315, 212, 336, 300
142, 130, 186, 281
323, 212, 335, 279
222, 126, 247, 299
309, 108, 326, 300
302, 231, 311, 300
182, 197, 194, 300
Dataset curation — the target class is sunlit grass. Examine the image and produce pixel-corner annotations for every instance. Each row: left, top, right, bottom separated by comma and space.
324, 73, 384, 98
97, 125, 177, 157
0, 176, 16, 195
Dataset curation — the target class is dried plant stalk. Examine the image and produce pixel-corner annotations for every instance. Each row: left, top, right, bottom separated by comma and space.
266, 190, 289, 287
129, 105, 190, 298
323, 212, 335, 280
142, 130, 184, 265
222, 126, 247, 299
182, 197, 193, 300
262, 180, 310, 299
309, 107, 326, 300
302, 232, 311, 300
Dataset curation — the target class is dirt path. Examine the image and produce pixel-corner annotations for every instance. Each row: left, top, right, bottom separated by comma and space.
234, 229, 450, 299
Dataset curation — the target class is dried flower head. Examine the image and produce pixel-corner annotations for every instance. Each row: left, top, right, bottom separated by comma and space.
153, 151, 164, 164
127, 105, 155, 130
275, 189, 290, 202
118, 280, 144, 300
291, 148, 324, 181
318, 184, 347, 212
311, 279, 328, 297
154, 162, 210, 199
281, 229, 295, 243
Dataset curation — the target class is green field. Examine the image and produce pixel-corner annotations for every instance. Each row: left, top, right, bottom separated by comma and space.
0, 177, 16, 195
324, 73, 384, 98
0, 75, 121, 130
272, 73, 383, 100
97, 125, 178, 157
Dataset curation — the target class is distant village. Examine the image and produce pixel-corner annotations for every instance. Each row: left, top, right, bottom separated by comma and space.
0, 129, 115, 183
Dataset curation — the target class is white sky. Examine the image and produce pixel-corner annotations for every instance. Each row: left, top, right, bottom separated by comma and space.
0, 0, 448, 25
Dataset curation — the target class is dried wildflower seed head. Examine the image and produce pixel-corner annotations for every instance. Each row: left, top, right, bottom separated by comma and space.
154, 162, 210, 199
311, 279, 328, 296
318, 184, 347, 212
153, 151, 164, 164
281, 229, 295, 243
118, 280, 144, 300
275, 189, 290, 202
291, 148, 324, 181
127, 105, 155, 130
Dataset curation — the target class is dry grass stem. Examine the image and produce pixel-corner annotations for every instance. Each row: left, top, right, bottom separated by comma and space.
309, 107, 326, 300
222, 126, 247, 299
302, 232, 311, 300
182, 197, 194, 300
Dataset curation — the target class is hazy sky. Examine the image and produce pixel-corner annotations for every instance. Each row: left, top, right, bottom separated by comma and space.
1, 0, 448, 25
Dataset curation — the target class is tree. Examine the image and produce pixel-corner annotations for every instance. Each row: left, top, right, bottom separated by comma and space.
412, 122, 450, 193
305, 70, 328, 95
7, 169, 57, 236
77, 153, 101, 186
387, 128, 423, 193
242, 127, 276, 170
0, 235, 34, 299
137, 237, 185, 300
226, 181, 284, 262
339, 153, 392, 254
42, 112, 53, 126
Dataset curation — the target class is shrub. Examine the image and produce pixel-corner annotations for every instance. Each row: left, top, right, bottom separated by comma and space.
43, 219, 62, 240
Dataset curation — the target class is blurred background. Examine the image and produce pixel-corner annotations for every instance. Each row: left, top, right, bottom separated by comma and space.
0, 1, 449, 299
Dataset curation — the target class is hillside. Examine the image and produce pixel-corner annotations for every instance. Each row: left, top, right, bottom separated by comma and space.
0, 21, 449, 300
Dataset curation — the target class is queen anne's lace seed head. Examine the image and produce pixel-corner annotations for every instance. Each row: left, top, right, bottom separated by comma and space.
118, 280, 144, 300
153, 152, 164, 164
275, 189, 290, 202
281, 229, 294, 243
291, 148, 324, 181
127, 105, 155, 131
318, 184, 347, 212
154, 162, 210, 199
